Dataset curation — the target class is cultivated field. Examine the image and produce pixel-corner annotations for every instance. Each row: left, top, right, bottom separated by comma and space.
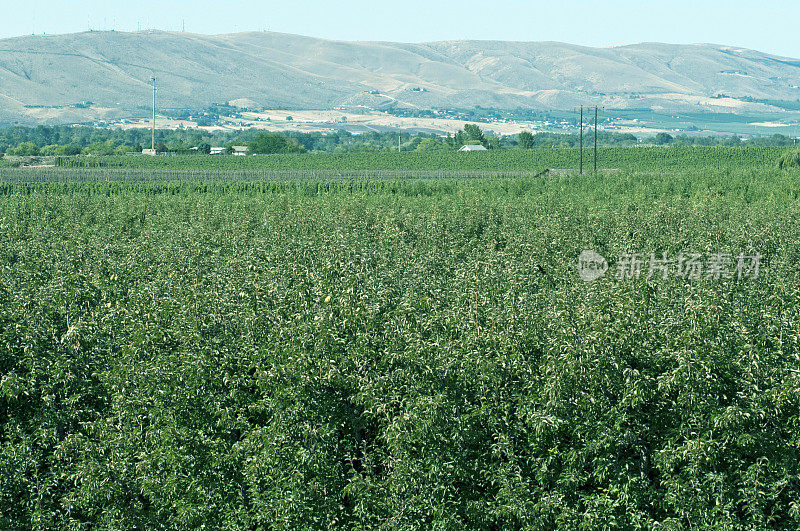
52, 146, 785, 172
2, 150, 800, 528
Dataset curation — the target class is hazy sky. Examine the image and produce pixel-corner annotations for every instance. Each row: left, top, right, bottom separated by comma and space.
1, 0, 797, 57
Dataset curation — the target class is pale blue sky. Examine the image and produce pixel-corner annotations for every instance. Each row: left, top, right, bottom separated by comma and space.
1, 0, 797, 57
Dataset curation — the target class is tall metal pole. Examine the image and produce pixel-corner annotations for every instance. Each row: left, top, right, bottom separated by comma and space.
151, 77, 156, 151
579, 107, 583, 175
594, 107, 598, 174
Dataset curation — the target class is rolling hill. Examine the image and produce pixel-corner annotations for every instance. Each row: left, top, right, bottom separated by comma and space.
1, 30, 799, 125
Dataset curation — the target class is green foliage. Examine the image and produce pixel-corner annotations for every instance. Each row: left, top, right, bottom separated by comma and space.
653, 132, 674, 145
83, 140, 118, 156
0, 167, 800, 528
38, 144, 60, 156
52, 146, 790, 172
518, 131, 535, 149
0, 124, 795, 157
55, 145, 82, 156
414, 137, 449, 151
778, 149, 800, 170
248, 132, 305, 154
463, 123, 487, 146
6, 142, 40, 156
0, 125, 226, 154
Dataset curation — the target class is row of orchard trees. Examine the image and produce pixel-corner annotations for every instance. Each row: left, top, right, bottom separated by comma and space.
2, 174, 800, 528
1, 127, 796, 158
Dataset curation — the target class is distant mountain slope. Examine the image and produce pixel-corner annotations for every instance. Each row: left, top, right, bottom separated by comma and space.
0, 30, 799, 124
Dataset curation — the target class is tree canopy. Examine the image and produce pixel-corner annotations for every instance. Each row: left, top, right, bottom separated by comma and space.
248, 133, 305, 154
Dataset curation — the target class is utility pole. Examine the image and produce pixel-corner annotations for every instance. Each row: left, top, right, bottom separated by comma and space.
594, 106, 598, 174
399, 135, 401, 153
151, 77, 157, 151
579, 107, 583, 174
574, 106, 603, 174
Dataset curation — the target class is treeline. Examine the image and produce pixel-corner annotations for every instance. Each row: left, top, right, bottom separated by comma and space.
0, 126, 225, 156
647, 131, 798, 147
0, 124, 796, 157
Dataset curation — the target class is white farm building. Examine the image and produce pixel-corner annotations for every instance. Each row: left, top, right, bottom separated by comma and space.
458, 145, 488, 152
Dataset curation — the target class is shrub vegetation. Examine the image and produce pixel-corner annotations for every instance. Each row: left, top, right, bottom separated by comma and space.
1, 166, 800, 528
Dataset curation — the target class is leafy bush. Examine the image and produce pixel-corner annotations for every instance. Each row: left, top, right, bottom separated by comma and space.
1, 170, 799, 528
5, 142, 40, 156
55, 145, 83, 156
38, 144, 60, 156
82, 140, 118, 156
53, 146, 786, 172
518, 131, 535, 149
248, 132, 305, 154
778, 149, 800, 170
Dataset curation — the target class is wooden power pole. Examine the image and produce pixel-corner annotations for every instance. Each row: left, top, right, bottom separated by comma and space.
579, 107, 583, 174
594, 106, 598, 174
151, 76, 157, 151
